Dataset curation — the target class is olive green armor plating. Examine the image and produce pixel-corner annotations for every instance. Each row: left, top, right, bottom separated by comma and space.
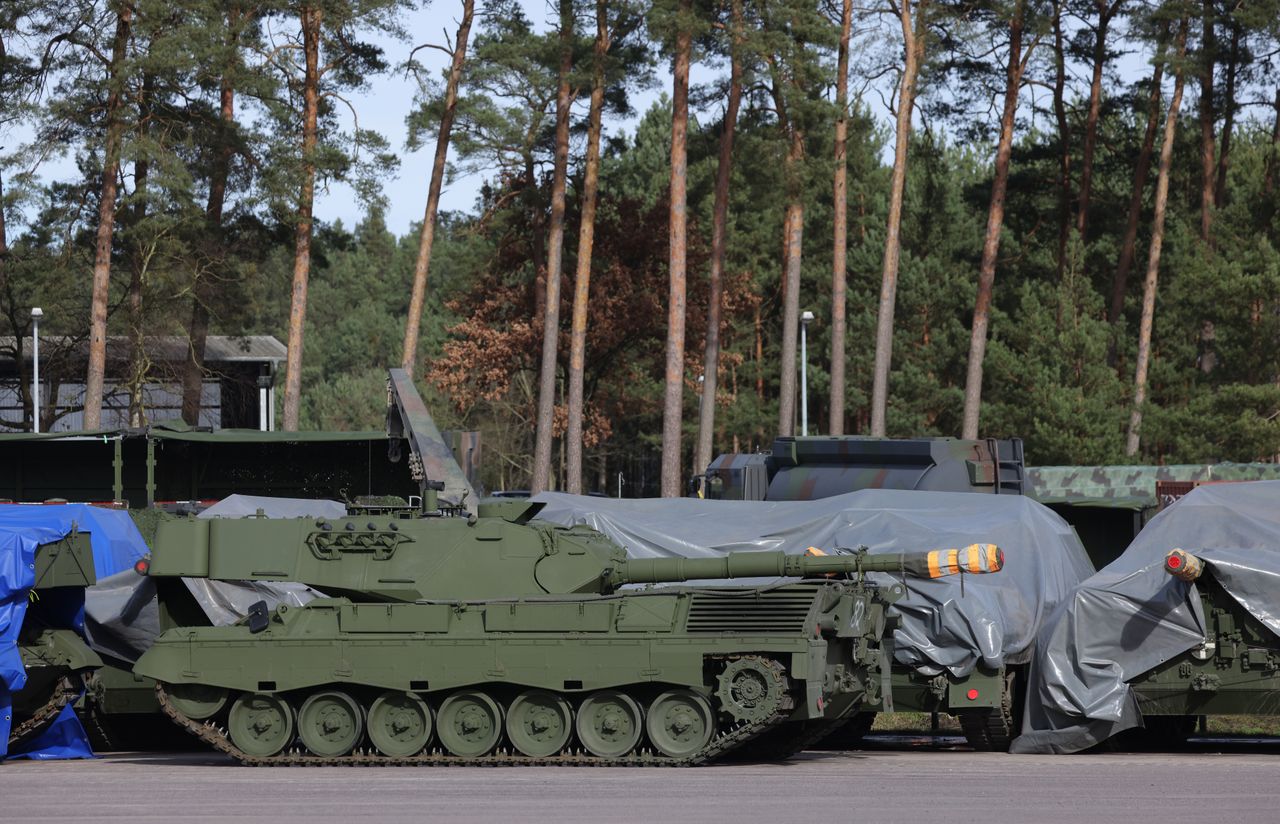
10, 531, 102, 751
133, 503, 1002, 765
1123, 549, 1280, 741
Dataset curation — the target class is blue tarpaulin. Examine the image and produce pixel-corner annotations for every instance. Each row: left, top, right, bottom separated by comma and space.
0, 505, 149, 760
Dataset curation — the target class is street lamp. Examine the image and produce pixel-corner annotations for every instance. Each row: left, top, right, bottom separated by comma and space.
693, 374, 706, 490
30, 307, 43, 433
800, 310, 814, 436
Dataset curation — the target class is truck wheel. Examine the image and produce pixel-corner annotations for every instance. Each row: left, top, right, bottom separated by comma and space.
958, 668, 1023, 752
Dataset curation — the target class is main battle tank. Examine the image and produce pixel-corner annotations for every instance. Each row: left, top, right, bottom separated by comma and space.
9, 530, 102, 752
132, 501, 1002, 765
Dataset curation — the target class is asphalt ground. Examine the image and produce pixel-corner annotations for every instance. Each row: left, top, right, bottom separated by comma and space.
5, 736, 1280, 824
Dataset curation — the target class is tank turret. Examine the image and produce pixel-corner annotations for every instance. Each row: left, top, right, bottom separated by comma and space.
139, 504, 1000, 602
1164, 548, 1205, 582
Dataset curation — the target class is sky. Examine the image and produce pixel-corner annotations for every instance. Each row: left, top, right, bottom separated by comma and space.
292, 2, 1159, 239
323, 0, 678, 237
2, 3, 1170, 241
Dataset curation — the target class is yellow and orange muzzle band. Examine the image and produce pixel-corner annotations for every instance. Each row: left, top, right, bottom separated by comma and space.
926, 543, 1003, 578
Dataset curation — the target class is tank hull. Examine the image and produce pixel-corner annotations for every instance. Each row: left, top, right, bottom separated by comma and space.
134, 582, 894, 764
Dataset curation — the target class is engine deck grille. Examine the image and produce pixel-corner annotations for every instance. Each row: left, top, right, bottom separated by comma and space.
685, 590, 816, 633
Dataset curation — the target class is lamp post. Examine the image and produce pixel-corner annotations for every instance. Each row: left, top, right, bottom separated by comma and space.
30, 307, 43, 433
800, 310, 814, 436
693, 374, 705, 485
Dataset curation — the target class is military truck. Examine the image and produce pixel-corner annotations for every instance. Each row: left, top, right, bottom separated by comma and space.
703, 436, 1026, 501
8, 530, 102, 753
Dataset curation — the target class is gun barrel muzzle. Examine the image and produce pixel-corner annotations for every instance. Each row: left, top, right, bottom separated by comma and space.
920, 544, 1004, 579
1164, 548, 1204, 582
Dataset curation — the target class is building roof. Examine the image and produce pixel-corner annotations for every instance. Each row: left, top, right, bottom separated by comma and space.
0, 335, 286, 365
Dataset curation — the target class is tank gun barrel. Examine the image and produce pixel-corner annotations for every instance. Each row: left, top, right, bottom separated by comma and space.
609, 544, 1002, 587
1165, 548, 1205, 582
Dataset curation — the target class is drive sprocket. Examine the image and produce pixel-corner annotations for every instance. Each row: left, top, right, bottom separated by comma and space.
715, 656, 788, 724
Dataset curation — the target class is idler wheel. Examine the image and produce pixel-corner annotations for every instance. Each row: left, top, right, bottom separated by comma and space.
437, 691, 503, 758
298, 691, 365, 757
575, 690, 643, 759
167, 683, 230, 721
506, 690, 572, 757
228, 692, 295, 757
646, 689, 714, 759
367, 691, 433, 757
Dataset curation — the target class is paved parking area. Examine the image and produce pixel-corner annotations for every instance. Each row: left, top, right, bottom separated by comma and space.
4, 743, 1280, 824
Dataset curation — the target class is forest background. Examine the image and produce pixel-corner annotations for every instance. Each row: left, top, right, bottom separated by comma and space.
1, 0, 1278, 496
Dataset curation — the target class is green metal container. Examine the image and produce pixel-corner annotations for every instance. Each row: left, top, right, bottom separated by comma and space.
132, 503, 1002, 764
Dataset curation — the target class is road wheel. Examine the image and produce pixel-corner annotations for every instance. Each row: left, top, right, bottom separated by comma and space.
298, 691, 365, 757
437, 690, 503, 758
646, 689, 715, 759
367, 691, 433, 757
575, 690, 643, 759
167, 683, 230, 721
227, 692, 294, 757
506, 690, 572, 757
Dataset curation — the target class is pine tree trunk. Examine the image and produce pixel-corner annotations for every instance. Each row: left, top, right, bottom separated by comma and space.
828, 0, 853, 436
1075, 1, 1116, 241
1213, 21, 1238, 209
694, 0, 743, 484
402, 0, 474, 376
84, 1, 134, 431
869, 0, 925, 437
531, 0, 574, 493
961, 0, 1028, 440
777, 190, 803, 438
565, 0, 609, 495
1197, 0, 1215, 243
281, 4, 322, 431
1126, 19, 1189, 457
1108, 23, 1167, 338
183, 15, 240, 425
660, 5, 692, 497
1052, 0, 1070, 278
0, 168, 6, 299
126, 74, 153, 429
1265, 88, 1280, 197
526, 150, 545, 323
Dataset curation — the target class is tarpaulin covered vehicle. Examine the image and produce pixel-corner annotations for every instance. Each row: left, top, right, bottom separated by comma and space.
533, 488, 1094, 749
1013, 480, 1280, 753
1, 504, 147, 760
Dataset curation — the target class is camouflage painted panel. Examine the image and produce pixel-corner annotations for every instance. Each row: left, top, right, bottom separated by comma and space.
1028, 464, 1280, 509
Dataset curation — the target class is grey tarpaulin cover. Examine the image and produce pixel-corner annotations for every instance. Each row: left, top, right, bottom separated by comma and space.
85, 495, 338, 660
533, 489, 1094, 678
1011, 481, 1280, 754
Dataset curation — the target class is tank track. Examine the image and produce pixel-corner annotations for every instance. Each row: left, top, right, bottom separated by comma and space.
8, 674, 82, 752
724, 716, 849, 762
156, 657, 800, 767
